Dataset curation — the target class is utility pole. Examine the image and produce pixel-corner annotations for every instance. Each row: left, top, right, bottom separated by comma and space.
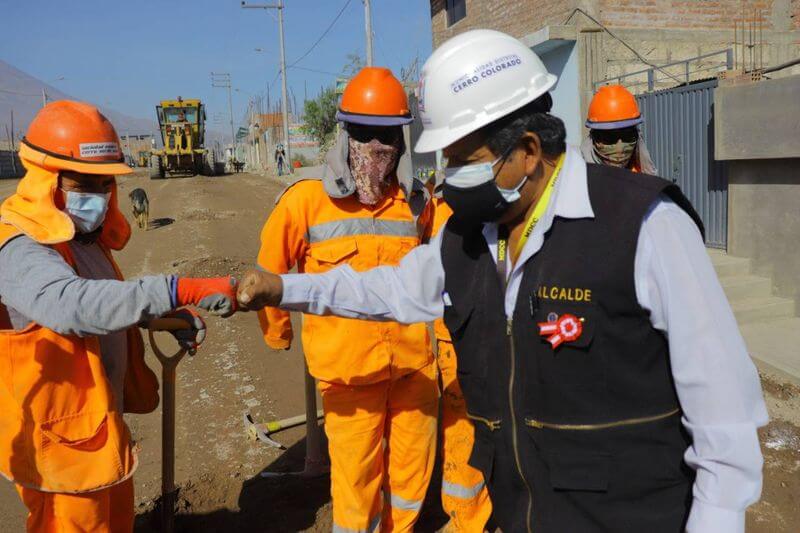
41, 88, 47, 108
242, 1, 292, 173
364, 0, 373, 66
211, 72, 236, 163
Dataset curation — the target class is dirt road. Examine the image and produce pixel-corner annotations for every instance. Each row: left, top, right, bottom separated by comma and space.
0, 170, 797, 532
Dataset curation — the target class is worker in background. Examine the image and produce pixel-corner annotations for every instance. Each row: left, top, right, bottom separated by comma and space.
580, 84, 658, 174
0, 101, 237, 532
239, 30, 767, 533
275, 143, 286, 176
253, 68, 437, 532
428, 180, 493, 531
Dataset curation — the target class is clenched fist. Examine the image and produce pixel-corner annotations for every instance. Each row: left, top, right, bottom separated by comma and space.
236, 268, 283, 310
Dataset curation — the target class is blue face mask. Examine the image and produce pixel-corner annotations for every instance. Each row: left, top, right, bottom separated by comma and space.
63, 191, 111, 234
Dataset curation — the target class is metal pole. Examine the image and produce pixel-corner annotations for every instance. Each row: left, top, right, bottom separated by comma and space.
277, 1, 292, 171
41, 88, 47, 108
364, 0, 373, 66
227, 83, 235, 161
303, 363, 325, 473
161, 364, 177, 533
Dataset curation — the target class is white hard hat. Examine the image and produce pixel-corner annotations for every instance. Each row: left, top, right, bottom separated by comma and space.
414, 29, 557, 153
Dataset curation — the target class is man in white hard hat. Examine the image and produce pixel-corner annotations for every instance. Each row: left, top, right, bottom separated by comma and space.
237, 30, 767, 533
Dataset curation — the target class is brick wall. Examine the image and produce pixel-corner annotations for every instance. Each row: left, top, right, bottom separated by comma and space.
599, 0, 776, 30
428, 0, 799, 94
431, 0, 577, 47
430, 1, 792, 44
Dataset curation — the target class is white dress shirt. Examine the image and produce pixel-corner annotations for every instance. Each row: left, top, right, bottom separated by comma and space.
280, 146, 768, 532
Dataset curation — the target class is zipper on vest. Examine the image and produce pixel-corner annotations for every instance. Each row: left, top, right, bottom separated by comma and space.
525, 407, 681, 431
466, 413, 502, 431
507, 318, 533, 533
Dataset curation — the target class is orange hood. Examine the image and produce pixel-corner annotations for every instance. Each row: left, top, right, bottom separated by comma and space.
0, 143, 131, 249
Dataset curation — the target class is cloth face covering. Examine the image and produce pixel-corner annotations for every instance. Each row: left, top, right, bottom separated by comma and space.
593, 139, 637, 167
348, 137, 401, 205
63, 191, 111, 233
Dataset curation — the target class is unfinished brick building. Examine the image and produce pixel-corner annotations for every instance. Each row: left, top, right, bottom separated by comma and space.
429, 0, 800, 143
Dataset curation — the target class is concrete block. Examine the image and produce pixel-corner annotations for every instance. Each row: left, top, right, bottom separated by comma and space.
720, 274, 773, 301
715, 74, 800, 160
732, 296, 796, 324
710, 253, 752, 277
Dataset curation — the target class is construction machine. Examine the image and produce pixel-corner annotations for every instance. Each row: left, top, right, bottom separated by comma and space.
150, 97, 217, 179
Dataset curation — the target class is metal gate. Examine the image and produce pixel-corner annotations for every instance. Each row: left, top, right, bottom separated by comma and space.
637, 79, 728, 248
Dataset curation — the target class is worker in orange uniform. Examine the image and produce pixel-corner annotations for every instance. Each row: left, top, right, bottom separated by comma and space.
580, 84, 658, 174
429, 182, 493, 531
255, 67, 438, 532
0, 100, 237, 532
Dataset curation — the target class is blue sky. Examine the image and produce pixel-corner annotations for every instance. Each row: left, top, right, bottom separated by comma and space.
2, 0, 433, 126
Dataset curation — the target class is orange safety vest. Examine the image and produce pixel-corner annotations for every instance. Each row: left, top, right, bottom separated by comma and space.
0, 223, 159, 493
257, 179, 434, 385
430, 198, 452, 343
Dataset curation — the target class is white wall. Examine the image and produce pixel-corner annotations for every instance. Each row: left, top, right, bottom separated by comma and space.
535, 41, 582, 147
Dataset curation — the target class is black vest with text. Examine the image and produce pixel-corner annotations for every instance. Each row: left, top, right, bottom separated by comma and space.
441, 163, 704, 533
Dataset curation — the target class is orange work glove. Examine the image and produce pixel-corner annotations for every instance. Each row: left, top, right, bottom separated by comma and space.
175, 276, 238, 317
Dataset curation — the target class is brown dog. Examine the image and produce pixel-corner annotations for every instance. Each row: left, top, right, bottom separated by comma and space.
128, 188, 149, 230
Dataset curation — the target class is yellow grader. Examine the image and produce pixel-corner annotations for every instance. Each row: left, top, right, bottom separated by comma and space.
150, 97, 218, 178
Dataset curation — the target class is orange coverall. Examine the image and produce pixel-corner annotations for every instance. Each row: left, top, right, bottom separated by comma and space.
431, 198, 493, 532
257, 178, 438, 532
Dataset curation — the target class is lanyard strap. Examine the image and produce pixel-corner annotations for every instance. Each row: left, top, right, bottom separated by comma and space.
496, 224, 510, 294
513, 153, 566, 261
495, 153, 567, 291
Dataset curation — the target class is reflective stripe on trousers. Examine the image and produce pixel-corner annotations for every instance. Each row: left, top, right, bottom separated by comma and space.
306, 218, 418, 243
333, 513, 381, 533
442, 479, 486, 500
388, 492, 423, 512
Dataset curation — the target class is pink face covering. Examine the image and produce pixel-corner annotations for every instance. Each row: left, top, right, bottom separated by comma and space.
348, 137, 401, 205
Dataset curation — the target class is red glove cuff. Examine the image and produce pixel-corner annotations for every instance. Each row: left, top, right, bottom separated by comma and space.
176, 277, 236, 308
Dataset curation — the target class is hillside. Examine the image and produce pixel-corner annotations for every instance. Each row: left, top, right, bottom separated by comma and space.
0, 58, 157, 140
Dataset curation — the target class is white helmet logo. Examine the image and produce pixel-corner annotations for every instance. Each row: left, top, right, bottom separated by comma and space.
451, 54, 523, 94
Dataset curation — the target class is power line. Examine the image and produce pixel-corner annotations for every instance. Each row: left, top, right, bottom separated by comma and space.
288, 0, 353, 68
290, 65, 344, 77
564, 8, 684, 86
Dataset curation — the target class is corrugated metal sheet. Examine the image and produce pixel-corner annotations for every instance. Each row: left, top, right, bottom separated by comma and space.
0, 150, 22, 179
637, 80, 728, 248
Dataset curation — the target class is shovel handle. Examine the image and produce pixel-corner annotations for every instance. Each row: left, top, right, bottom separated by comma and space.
147, 318, 190, 365
148, 317, 192, 332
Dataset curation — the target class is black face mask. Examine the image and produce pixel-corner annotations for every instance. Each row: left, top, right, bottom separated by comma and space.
442, 179, 511, 225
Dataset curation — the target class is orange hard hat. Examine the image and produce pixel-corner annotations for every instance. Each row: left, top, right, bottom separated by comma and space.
20, 100, 132, 175
585, 85, 643, 130
337, 67, 413, 126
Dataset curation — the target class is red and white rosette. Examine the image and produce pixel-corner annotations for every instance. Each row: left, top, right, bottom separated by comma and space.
538, 313, 583, 349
